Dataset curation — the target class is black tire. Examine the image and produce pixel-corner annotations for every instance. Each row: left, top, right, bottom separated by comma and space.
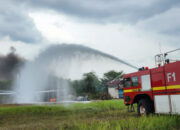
137, 99, 154, 116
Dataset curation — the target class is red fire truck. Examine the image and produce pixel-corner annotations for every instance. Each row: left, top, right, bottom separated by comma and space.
122, 49, 180, 116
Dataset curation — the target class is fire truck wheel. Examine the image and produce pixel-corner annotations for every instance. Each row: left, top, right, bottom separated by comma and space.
137, 99, 153, 116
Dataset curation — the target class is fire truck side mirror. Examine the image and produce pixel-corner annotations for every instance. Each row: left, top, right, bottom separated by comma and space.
165, 59, 170, 64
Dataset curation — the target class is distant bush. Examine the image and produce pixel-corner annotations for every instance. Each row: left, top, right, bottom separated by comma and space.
99, 92, 112, 100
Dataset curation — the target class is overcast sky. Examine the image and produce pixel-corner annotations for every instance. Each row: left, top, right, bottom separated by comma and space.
0, 0, 180, 72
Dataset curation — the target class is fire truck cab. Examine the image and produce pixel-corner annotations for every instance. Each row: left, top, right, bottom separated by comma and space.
122, 49, 180, 116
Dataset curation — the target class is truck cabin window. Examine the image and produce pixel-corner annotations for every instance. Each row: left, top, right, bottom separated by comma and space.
132, 76, 138, 87
124, 78, 131, 87
119, 81, 124, 89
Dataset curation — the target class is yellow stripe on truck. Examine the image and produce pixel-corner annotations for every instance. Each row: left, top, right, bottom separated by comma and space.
167, 85, 180, 90
124, 89, 139, 93
124, 85, 180, 93
152, 86, 166, 91
152, 85, 180, 91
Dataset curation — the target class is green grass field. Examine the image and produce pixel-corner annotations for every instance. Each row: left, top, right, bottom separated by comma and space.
0, 100, 179, 130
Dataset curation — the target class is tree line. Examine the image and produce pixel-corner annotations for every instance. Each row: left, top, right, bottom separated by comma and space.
70, 70, 124, 99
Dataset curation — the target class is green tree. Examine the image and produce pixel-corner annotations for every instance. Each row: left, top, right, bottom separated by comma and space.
71, 79, 85, 95
71, 72, 100, 98
101, 70, 124, 93
82, 72, 100, 94
71, 71, 124, 99
103, 70, 124, 81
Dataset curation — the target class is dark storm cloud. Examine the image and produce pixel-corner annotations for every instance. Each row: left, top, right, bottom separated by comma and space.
11, 0, 180, 42
0, 1, 42, 43
14, 0, 180, 23
137, 7, 180, 36
1, 0, 180, 43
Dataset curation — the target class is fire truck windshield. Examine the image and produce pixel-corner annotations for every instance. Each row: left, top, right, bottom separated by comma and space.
124, 78, 131, 88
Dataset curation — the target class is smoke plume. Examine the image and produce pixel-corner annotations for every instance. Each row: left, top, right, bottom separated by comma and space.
0, 47, 24, 80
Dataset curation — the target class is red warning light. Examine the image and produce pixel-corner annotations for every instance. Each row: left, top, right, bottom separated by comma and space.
145, 67, 149, 70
